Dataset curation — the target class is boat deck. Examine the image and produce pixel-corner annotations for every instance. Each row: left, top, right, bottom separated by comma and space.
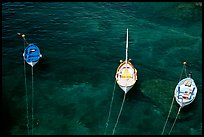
115, 62, 137, 87
174, 77, 197, 107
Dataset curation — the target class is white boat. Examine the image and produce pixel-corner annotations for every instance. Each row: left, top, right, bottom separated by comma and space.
174, 76, 197, 108
115, 29, 137, 93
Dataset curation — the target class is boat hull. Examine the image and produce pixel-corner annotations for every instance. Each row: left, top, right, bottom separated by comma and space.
23, 43, 41, 67
119, 85, 134, 94
115, 61, 137, 93
174, 77, 197, 108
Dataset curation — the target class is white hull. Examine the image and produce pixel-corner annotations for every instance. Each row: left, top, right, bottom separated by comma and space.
28, 61, 38, 67
115, 61, 137, 93
174, 77, 197, 108
119, 85, 134, 94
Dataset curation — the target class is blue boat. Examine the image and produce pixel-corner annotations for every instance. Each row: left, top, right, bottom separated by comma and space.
23, 43, 42, 67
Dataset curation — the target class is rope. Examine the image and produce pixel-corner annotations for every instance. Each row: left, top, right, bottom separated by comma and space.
19, 33, 39, 135
161, 97, 174, 135
166, 63, 186, 135
183, 63, 187, 78
161, 62, 186, 135
22, 33, 29, 45
104, 80, 116, 135
23, 36, 30, 135
112, 93, 126, 135
168, 106, 181, 135
179, 62, 187, 81
31, 66, 34, 135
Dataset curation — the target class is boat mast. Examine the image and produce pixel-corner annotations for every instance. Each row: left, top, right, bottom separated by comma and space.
125, 28, 128, 64
125, 28, 128, 93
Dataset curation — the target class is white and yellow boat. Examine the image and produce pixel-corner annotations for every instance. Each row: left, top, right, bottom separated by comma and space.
115, 29, 137, 93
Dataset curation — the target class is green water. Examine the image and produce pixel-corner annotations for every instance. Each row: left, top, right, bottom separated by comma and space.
2, 2, 202, 135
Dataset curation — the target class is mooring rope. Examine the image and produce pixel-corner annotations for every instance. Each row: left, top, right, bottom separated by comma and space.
161, 62, 187, 135
168, 106, 182, 135
19, 33, 39, 135
161, 97, 175, 135
112, 93, 126, 135
183, 62, 187, 78
31, 66, 34, 135
104, 80, 116, 135
20, 33, 30, 135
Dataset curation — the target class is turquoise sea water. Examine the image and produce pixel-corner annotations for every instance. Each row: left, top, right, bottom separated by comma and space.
2, 2, 202, 135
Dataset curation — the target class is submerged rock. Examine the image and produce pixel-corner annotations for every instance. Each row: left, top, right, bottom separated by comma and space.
195, 2, 202, 7
140, 79, 194, 120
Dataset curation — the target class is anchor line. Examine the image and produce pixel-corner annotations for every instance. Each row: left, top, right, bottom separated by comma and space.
161, 97, 175, 135
23, 35, 30, 135
112, 93, 126, 135
31, 66, 34, 135
20, 33, 40, 135
179, 63, 187, 82
104, 80, 116, 135
184, 64, 187, 78
168, 106, 181, 135
161, 62, 186, 135
167, 63, 188, 135
22, 34, 29, 45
